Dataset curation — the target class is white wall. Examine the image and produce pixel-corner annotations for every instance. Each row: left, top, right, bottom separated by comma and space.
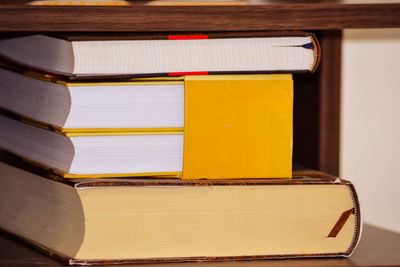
340, 29, 400, 233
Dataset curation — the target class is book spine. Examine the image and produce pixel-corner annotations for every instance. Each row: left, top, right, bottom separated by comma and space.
310, 34, 321, 72
344, 183, 362, 256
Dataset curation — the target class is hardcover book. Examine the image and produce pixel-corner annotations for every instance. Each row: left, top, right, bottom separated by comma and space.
0, 74, 293, 179
0, 32, 320, 78
0, 155, 361, 265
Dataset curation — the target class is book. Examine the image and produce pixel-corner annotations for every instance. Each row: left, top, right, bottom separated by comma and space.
0, 74, 293, 179
0, 67, 185, 130
0, 32, 320, 78
0, 69, 293, 131
29, 0, 130, 5
0, 156, 361, 265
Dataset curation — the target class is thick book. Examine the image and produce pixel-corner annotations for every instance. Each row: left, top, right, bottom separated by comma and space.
0, 32, 320, 78
0, 67, 185, 130
0, 74, 293, 179
0, 69, 293, 131
0, 156, 361, 265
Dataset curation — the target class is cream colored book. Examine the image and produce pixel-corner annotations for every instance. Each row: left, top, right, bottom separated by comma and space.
0, 157, 361, 265
0, 32, 320, 77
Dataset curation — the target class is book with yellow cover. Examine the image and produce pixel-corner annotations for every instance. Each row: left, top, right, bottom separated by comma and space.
0, 73, 293, 179
0, 155, 361, 265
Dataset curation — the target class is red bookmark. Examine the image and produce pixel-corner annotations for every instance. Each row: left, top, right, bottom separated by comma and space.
169, 72, 209, 76
168, 35, 208, 40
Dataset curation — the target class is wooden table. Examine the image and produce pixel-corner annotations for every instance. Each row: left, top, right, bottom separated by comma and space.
0, 225, 399, 266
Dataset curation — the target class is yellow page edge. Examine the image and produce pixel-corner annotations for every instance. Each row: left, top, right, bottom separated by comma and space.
185, 74, 292, 81
63, 81, 184, 86
23, 71, 184, 86
64, 131, 184, 137
19, 116, 183, 136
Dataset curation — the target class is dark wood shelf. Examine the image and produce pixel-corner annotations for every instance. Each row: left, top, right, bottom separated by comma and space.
1, 225, 399, 267
0, 1, 399, 32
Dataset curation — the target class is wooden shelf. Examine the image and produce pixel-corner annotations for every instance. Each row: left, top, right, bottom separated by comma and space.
1, 225, 399, 267
0, 1, 399, 31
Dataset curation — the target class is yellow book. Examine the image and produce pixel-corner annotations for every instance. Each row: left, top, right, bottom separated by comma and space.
0, 70, 293, 179
183, 75, 292, 179
0, 158, 361, 264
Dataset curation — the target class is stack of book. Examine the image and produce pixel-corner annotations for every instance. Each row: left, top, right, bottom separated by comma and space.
0, 32, 361, 265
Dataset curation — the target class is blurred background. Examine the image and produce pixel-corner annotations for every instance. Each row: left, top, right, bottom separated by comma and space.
341, 28, 400, 233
